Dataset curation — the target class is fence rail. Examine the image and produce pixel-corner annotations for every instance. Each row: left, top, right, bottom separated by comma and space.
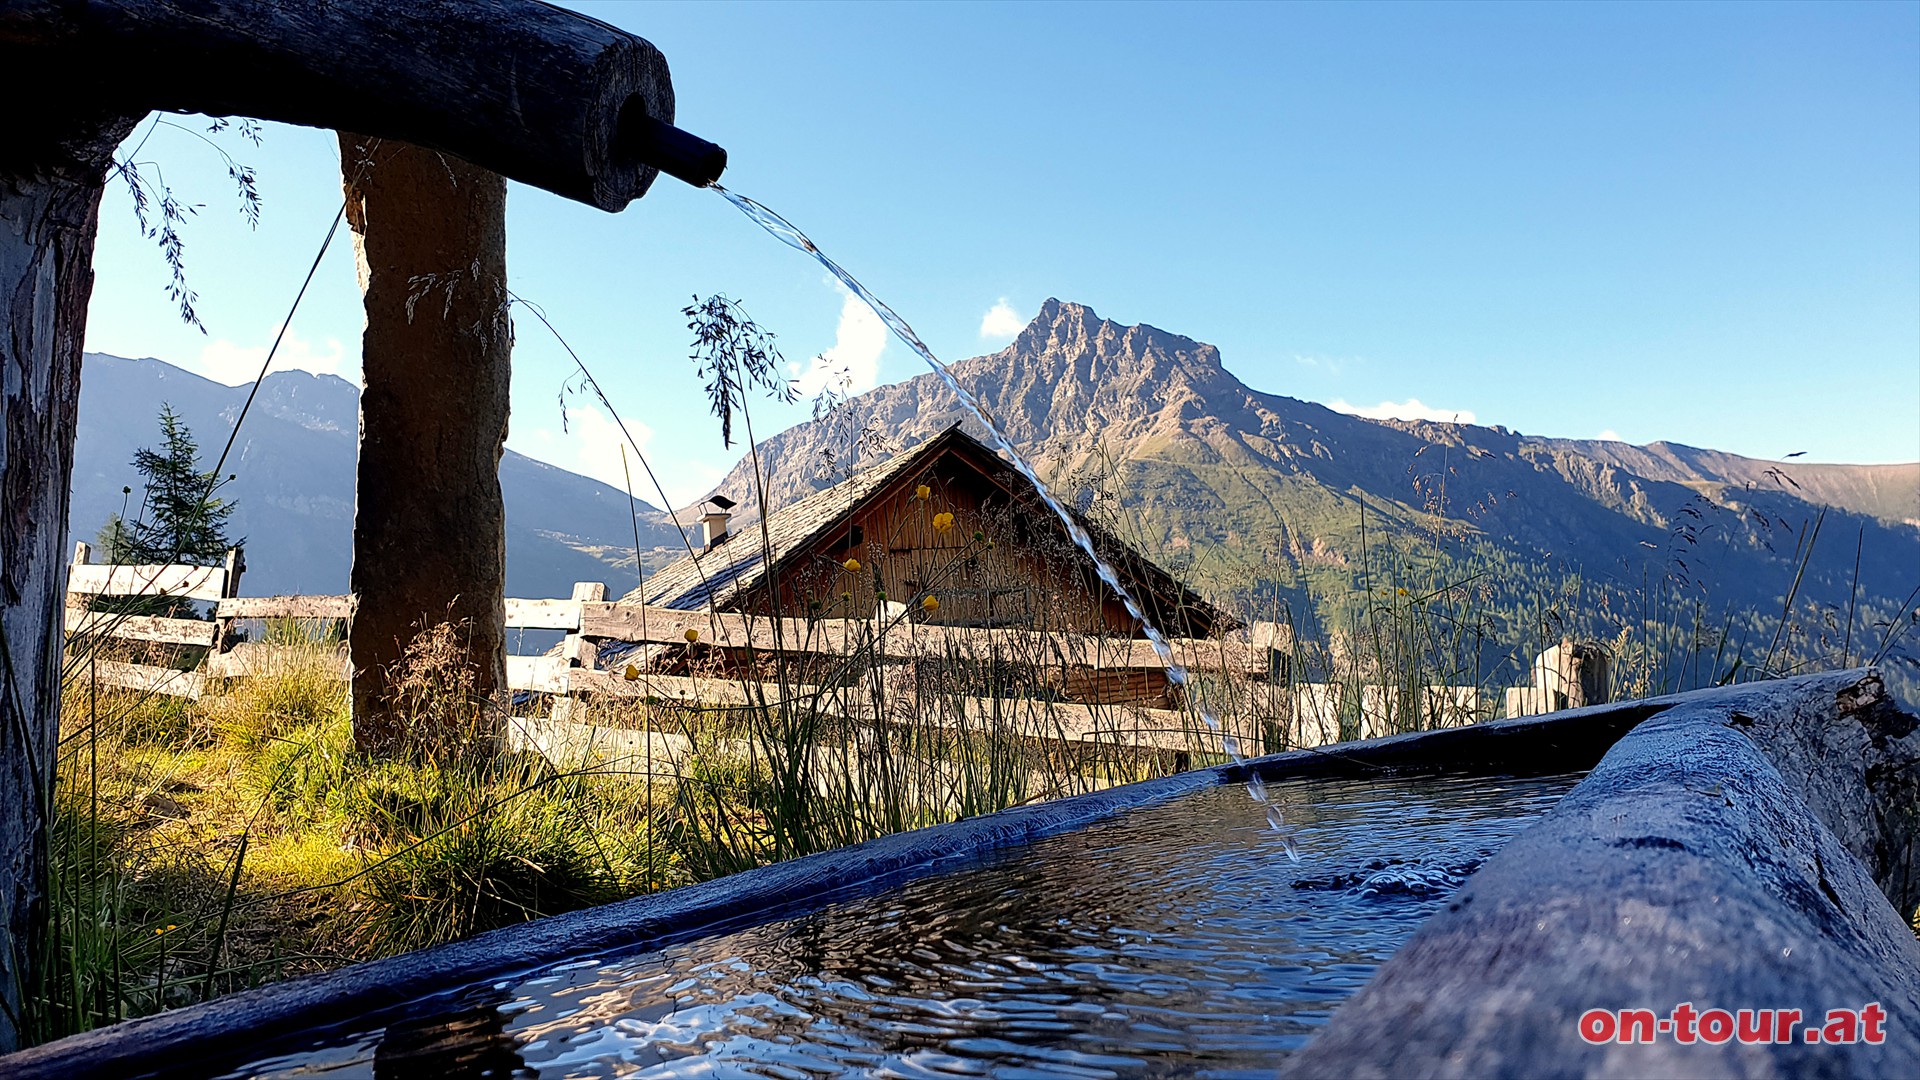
62, 559, 1287, 753
59, 549, 1565, 760
200, 592, 1280, 676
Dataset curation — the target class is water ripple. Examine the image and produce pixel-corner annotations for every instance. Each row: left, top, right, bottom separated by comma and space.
235, 772, 1577, 1079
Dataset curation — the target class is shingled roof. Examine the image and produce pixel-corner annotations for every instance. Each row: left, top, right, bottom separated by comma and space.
623, 426, 1234, 636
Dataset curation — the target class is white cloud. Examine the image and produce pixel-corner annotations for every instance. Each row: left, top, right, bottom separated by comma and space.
523, 404, 658, 496
1293, 354, 1352, 376
1597, 429, 1624, 442
196, 324, 350, 384
791, 285, 887, 398
520, 408, 728, 511
979, 298, 1026, 339
667, 460, 730, 512
1327, 397, 1477, 425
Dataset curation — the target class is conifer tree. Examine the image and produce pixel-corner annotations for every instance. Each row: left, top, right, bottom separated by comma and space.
126, 404, 240, 566
94, 512, 136, 563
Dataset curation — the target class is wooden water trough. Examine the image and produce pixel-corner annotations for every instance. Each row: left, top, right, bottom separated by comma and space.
7, 669, 1913, 1077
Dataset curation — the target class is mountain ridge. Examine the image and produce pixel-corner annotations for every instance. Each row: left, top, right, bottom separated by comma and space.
701, 299, 1916, 530
691, 300, 1917, 685
71, 353, 683, 598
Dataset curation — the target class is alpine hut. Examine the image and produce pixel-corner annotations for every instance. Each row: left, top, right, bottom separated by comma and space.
626, 426, 1230, 639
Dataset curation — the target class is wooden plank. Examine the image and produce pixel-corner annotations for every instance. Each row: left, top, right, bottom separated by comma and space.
507, 654, 570, 694
579, 603, 840, 652
78, 660, 204, 700
561, 582, 606, 669
222, 546, 246, 599
67, 563, 226, 602
576, 602, 1266, 673
214, 595, 356, 620
504, 597, 582, 631
559, 668, 1252, 753
565, 669, 815, 706
904, 697, 1250, 754
63, 607, 219, 648
503, 715, 693, 775
205, 643, 351, 680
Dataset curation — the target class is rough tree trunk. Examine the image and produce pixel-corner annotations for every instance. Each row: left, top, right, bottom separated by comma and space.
0, 116, 138, 1052
340, 135, 511, 754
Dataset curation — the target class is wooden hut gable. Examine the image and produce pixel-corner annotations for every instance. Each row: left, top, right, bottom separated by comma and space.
626, 426, 1231, 637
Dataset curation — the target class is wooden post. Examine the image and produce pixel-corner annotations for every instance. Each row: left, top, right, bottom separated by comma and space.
214, 545, 246, 655
548, 582, 606, 725
341, 136, 511, 755
562, 582, 608, 671
0, 111, 140, 1051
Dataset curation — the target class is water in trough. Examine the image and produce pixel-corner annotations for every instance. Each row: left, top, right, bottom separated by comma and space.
228, 770, 1580, 1078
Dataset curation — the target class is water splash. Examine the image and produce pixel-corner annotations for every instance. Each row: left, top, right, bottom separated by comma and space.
712, 184, 1299, 862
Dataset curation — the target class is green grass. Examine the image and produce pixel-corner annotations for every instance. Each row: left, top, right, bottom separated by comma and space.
26, 632, 683, 1047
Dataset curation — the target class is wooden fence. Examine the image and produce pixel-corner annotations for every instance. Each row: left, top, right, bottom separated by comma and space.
63, 553, 1291, 754
62, 542, 245, 701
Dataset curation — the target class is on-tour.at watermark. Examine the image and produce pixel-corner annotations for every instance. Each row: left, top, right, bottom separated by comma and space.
1578, 1003, 1888, 1046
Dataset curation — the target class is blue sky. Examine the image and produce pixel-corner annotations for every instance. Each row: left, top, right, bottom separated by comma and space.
80, 0, 1919, 509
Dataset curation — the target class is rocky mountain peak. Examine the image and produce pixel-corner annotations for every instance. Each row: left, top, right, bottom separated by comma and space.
983, 298, 1235, 399
700, 300, 1282, 520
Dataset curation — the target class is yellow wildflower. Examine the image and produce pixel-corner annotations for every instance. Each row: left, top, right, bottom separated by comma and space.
921, 595, 940, 613
843, 557, 861, 573
915, 484, 931, 500
932, 512, 955, 532
624, 663, 639, 681
1397, 587, 1409, 597
684, 628, 700, 643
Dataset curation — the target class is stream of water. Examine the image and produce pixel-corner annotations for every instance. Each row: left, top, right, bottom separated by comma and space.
709, 186, 1298, 858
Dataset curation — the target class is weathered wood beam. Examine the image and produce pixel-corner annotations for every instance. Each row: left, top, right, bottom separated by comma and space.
559, 582, 606, 670
578, 602, 1270, 673
0, 0, 680, 210
213, 595, 357, 621
544, 669, 1255, 754
63, 607, 219, 649
65, 562, 227, 603
504, 597, 584, 631
204, 643, 350, 681
69, 660, 204, 701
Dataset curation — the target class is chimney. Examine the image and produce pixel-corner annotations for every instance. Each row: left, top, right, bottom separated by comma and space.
701, 494, 736, 550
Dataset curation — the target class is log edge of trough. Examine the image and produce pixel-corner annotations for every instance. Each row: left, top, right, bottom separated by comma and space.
1286, 666, 1920, 1077
0, 670, 1900, 1078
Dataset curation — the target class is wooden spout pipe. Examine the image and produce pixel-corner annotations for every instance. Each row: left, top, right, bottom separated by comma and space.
0, 0, 724, 209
